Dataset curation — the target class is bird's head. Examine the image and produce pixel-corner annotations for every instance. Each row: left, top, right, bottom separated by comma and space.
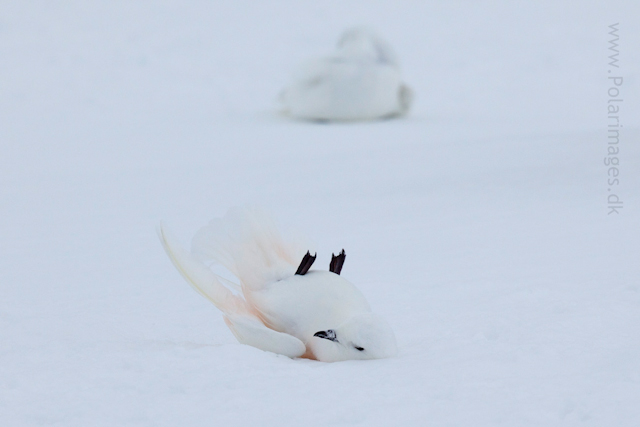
336, 28, 398, 66
310, 313, 397, 362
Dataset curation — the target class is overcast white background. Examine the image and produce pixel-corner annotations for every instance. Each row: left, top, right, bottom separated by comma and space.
1, 1, 639, 426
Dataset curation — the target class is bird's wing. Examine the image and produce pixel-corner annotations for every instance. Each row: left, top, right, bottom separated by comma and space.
191, 207, 311, 290
159, 223, 306, 358
158, 223, 246, 314
224, 313, 306, 358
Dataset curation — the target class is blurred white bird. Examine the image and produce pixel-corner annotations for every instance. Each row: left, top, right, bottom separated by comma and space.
281, 28, 413, 121
158, 207, 397, 362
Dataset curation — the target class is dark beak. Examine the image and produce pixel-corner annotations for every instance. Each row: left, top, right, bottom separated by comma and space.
313, 329, 338, 342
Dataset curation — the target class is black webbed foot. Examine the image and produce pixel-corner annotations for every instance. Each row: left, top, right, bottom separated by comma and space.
329, 249, 346, 275
295, 251, 316, 275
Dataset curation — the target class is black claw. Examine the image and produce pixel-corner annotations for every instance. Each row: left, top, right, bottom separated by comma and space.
329, 249, 346, 275
295, 251, 316, 275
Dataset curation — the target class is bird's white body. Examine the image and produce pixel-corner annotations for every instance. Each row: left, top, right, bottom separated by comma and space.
159, 207, 397, 362
248, 271, 371, 339
281, 28, 412, 121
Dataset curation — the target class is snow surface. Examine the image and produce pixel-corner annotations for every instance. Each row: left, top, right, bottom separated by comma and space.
1, 1, 639, 426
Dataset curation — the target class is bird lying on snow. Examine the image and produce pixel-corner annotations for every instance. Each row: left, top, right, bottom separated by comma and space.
280, 27, 413, 121
158, 207, 397, 362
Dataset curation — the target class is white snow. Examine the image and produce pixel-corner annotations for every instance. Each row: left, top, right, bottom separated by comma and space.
1, 1, 639, 426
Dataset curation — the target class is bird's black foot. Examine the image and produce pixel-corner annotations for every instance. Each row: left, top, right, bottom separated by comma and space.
295, 251, 317, 275
329, 249, 346, 275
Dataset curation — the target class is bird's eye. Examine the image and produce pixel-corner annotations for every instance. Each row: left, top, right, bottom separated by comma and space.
354, 346, 365, 351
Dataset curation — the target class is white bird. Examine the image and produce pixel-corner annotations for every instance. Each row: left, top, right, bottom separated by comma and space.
158, 207, 397, 362
281, 28, 413, 121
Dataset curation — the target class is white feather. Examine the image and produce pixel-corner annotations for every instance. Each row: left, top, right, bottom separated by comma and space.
159, 207, 397, 362
158, 222, 307, 358
281, 28, 412, 121
191, 207, 309, 290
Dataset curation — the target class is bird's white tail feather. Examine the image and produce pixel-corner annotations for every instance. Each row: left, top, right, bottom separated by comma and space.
158, 223, 248, 314
191, 207, 310, 290
223, 313, 307, 358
